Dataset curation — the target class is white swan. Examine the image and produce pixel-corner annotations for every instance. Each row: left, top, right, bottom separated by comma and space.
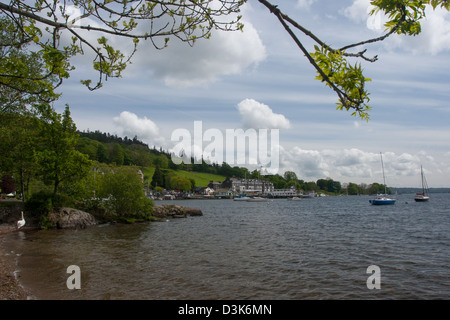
17, 211, 25, 229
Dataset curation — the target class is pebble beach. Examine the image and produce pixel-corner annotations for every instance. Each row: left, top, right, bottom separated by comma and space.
0, 225, 31, 300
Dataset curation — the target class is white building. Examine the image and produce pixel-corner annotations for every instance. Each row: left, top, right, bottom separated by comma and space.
230, 178, 274, 195
268, 186, 301, 198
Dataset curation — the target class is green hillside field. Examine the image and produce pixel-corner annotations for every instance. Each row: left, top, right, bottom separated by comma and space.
140, 167, 226, 188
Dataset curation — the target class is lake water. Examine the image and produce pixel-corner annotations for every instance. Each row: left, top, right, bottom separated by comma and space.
2, 194, 449, 300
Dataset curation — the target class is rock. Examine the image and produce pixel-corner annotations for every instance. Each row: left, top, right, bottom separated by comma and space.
184, 207, 203, 216
48, 208, 97, 229
152, 204, 203, 219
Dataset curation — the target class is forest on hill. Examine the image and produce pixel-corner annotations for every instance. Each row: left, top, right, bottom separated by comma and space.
75, 130, 393, 196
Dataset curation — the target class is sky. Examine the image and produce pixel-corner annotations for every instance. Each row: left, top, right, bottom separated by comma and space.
54, 0, 450, 188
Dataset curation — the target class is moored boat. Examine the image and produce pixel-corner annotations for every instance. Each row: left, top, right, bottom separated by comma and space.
369, 194, 396, 205
370, 152, 396, 205
414, 165, 430, 202
246, 197, 268, 202
302, 192, 317, 198
233, 196, 250, 201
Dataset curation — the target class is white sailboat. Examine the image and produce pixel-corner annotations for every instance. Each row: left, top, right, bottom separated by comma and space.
414, 165, 430, 202
369, 152, 396, 205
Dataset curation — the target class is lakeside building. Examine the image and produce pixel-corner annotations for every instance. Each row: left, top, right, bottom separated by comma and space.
229, 178, 275, 195
207, 178, 307, 198
268, 186, 302, 198
208, 178, 275, 196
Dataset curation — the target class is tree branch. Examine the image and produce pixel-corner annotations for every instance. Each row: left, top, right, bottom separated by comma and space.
257, 0, 364, 111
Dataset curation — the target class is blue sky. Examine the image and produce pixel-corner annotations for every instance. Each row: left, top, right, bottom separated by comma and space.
54, 0, 450, 187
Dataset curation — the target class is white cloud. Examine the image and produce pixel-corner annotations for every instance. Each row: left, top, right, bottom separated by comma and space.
296, 0, 317, 10
281, 146, 329, 179
129, 16, 266, 88
417, 7, 450, 54
113, 111, 164, 146
342, 0, 371, 23
236, 98, 291, 129
278, 147, 447, 187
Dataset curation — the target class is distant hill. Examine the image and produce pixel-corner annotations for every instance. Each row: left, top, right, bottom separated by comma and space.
76, 130, 229, 187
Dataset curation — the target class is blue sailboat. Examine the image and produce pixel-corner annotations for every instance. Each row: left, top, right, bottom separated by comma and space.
369, 153, 396, 205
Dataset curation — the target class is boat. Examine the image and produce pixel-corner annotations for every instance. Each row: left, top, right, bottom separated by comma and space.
414, 165, 430, 202
233, 196, 250, 201
246, 197, 268, 202
301, 192, 317, 198
287, 197, 302, 201
369, 152, 396, 205
369, 194, 396, 205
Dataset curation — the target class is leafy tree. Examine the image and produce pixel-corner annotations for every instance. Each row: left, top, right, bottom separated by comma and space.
167, 175, 192, 191
35, 105, 92, 195
96, 143, 109, 163
151, 165, 165, 188
286, 180, 300, 189
368, 182, 392, 195
328, 180, 342, 194
0, 0, 244, 94
76, 137, 100, 161
219, 162, 233, 177
303, 181, 318, 192
98, 166, 153, 219
1, 1, 449, 117
0, 113, 41, 201
284, 171, 298, 182
317, 178, 342, 194
264, 174, 287, 189
316, 179, 328, 191
347, 182, 359, 195
249, 169, 260, 179
0, 16, 61, 114
189, 178, 196, 190
110, 143, 125, 165
155, 154, 169, 169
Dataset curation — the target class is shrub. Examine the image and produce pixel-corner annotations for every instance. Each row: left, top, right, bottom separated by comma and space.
98, 167, 153, 221
25, 191, 73, 218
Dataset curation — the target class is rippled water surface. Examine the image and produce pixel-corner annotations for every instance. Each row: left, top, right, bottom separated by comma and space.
2, 194, 449, 299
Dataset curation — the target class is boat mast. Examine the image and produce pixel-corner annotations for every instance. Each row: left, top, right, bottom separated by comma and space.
380, 152, 387, 194
421, 165, 425, 195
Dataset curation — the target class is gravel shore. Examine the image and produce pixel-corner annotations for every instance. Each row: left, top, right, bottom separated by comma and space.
0, 225, 32, 300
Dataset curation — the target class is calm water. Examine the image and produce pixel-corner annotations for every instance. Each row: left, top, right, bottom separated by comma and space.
2, 194, 449, 300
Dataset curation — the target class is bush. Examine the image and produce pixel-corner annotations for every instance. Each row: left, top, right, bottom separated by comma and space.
25, 191, 73, 218
98, 167, 154, 221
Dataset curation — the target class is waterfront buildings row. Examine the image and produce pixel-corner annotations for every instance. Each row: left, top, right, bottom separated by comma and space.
209, 178, 304, 198
149, 178, 316, 199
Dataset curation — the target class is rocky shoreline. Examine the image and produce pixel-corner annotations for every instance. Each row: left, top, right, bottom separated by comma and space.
0, 203, 203, 299
152, 204, 203, 219
0, 230, 32, 300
